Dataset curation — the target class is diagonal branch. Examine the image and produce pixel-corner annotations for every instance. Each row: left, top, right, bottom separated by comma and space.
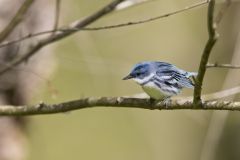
194, 0, 231, 105
0, 97, 240, 116
0, 0, 125, 76
53, 0, 61, 31
0, 0, 208, 49
0, 0, 34, 43
207, 63, 240, 69
193, 0, 218, 105
215, 0, 231, 26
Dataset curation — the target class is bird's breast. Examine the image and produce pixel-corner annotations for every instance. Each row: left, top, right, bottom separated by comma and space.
142, 82, 169, 100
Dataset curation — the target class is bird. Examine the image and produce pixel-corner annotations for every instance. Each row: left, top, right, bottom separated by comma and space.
123, 61, 197, 101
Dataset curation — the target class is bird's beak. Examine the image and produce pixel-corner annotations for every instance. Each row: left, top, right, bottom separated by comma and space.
122, 74, 133, 80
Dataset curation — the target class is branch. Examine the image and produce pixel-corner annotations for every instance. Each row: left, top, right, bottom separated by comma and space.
0, 0, 34, 43
175, 85, 240, 102
215, 0, 231, 26
194, 0, 231, 104
0, 0, 125, 76
207, 63, 240, 69
0, 97, 240, 116
193, 0, 218, 105
53, 0, 61, 31
115, 0, 156, 10
0, 0, 208, 49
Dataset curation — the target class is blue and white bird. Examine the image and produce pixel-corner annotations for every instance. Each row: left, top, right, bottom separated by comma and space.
123, 61, 197, 100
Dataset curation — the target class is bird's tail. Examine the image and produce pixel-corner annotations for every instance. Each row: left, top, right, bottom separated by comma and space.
186, 72, 198, 78
185, 72, 197, 88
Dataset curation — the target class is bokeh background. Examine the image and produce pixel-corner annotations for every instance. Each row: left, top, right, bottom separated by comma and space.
18, 0, 240, 160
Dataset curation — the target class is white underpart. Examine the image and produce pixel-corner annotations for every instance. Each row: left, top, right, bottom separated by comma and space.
132, 73, 155, 85
142, 81, 170, 100
134, 73, 183, 99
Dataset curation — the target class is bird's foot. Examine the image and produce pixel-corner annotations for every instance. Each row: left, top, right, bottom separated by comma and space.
162, 97, 172, 109
149, 97, 172, 109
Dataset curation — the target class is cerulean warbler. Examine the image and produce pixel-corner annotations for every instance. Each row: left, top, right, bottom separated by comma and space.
123, 61, 197, 100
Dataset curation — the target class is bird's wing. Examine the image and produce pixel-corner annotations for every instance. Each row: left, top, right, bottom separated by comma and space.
155, 68, 194, 88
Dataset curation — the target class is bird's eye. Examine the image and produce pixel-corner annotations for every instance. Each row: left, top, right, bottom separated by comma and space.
136, 72, 141, 76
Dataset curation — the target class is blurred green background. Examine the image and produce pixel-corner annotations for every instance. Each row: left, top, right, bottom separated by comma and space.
27, 0, 240, 160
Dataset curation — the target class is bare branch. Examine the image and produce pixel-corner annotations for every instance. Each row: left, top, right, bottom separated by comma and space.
0, 97, 239, 116
193, 0, 218, 105
0, 0, 125, 76
215, 0, 231, 26
115, 0, 155, 10
0, 0, 34, 43
0, 0, 208, 49
194, 0, 231, 105
53, 0, 61, 31
207, 63, 240, 69
175, 85, 240, 102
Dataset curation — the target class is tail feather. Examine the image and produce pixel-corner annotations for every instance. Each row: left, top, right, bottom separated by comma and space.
186, 72, 197, 78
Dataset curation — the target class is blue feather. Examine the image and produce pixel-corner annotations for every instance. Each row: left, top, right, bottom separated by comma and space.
123, 61, 197, 100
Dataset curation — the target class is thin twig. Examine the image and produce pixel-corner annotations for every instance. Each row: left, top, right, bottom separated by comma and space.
207, 63, 240, 69
115, 0, 156, 10
0, 0, 34, 43
194, 0, 231, 105
0, 0, 208, 49
175, 85, 240, 102
53, 0, 61, 31
0, 0, 125, 76
215, 0, 231, 26
0, 97, 239, 116
193, 0, 218, 105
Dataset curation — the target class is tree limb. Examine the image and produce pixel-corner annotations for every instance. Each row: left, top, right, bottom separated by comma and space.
0, 0, 34, 43
0, 0, 125, 76
0, 97, 239, 116
207, 63, 240, 69
53, 0, 61, 31
0, 0, 208, 49
193, 0, 218, 105
194, 0, 231, 105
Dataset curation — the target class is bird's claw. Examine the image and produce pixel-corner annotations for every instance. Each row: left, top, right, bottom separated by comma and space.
149, 97, 172, 109
162, 98, 172, 109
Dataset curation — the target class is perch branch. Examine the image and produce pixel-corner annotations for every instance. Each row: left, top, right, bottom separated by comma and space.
0, 97, 240, 116
0, 0, 34, 43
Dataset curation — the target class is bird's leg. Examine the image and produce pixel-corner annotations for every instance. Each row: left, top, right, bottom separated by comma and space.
149, 97, 172, 109
162, 97, 172, 109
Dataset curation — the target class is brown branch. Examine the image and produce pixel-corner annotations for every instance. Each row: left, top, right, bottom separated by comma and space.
0, 97, 239, 116
194, 0, 218, 105
215, 0, 231, 26
194, 0, 231, 105
193, 0, 231, 105
175, 85, 240, 102
207, 63, 240, 69
0, 0, 34, 43
0, 0, 125, 76
0, 0, 208, 49
115, 0, 156, 10
53, 0, 61, 31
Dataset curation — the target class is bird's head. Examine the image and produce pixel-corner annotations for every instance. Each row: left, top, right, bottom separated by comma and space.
123, 62, 154, 84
